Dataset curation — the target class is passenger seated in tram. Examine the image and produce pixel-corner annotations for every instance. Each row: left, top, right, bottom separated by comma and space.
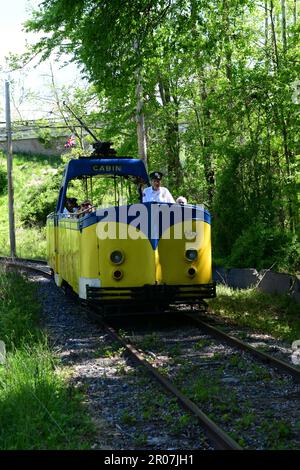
63, 197, 79, 215
176, 196, 187, 205
78, 200, 95, 217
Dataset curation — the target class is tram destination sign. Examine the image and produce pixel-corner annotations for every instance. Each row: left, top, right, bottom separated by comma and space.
92, 164, 122, 172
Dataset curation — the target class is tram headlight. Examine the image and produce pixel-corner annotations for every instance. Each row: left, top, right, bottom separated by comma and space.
113, 269, 123, 280
187, 267, 197, 278
185, 249, 198, 262
110, 250, 124, 265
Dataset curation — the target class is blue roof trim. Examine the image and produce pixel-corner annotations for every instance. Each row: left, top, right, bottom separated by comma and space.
59, 202, 211, 249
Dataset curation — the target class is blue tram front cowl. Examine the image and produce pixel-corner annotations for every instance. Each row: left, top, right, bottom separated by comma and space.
47, 157, 216, 307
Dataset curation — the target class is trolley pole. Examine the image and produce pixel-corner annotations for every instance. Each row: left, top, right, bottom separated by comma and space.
5, 80, 16, 258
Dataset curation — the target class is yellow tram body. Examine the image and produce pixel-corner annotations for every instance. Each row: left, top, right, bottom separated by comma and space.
47, 156, 215, 308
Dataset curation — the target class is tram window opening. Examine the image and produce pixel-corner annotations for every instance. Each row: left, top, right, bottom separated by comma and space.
65, 174, 142, 210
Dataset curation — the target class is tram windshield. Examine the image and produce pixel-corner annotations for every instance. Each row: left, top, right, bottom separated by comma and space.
65, 174, 143, 212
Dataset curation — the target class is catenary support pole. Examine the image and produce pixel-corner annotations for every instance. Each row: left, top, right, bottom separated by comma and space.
5, 80, 16, 258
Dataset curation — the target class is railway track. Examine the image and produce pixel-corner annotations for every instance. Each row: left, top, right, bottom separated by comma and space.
0, 256, 47, 265
112, 312, 300, 449
4, 256, 298, 384
2, 257, 300, 449
91, 308, 300, 449
88, 307, 242, 450
186, 313, 300, 383
0, 257, 241, 450
0, 256, 51, 277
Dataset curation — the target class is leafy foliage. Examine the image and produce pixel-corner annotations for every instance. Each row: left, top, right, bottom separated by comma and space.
0, 152, 63, 259
228, 222, 300, 272
19, 172, 61, 227
17, 0, 300, 272
0, 164, 7, 195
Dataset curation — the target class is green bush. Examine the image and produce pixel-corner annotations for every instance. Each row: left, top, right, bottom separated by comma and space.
228, 221, 300, 272
20, 174, 61, 227
16, 226, 47, 259
0, 165, 7, 195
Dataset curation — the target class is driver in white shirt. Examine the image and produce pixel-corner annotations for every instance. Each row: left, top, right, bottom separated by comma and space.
142, 171, 175, 203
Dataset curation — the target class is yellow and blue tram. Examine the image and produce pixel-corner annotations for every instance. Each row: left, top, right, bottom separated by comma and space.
47, 149, 215, 310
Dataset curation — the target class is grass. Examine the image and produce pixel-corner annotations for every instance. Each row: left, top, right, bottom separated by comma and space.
0, 345, 93, 449
0, 268, 95, 449
193, 339, 212, 350
136, 388, 194, 437
137, 332, 164, 351
0, 151, 61, 260
0, 269, 41, 348
120, 410, 137, 425
95, 341, 125, 358
185, 372, 221, 403
208, 285, 300, 342
258, 419, 293, 449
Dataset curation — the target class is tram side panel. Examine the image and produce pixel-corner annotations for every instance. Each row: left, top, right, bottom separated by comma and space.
57, 218, 81, 292
46, 216, 56, 273
78, 221, 100, 298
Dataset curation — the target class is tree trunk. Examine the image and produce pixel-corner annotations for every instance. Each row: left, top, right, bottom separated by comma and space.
134, 40, 148, 165
135, 76, 148, 165
281, 0, 287, 53
270, 1, 280, 70
265, 0, 269, 51
158, 76, 181, 186
199, 76, 215, 207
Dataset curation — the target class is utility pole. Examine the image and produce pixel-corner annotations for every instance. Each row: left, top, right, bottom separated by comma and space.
5, 80, 16, 258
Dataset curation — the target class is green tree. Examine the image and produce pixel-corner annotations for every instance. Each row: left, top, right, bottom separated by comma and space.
24, 0, 299, 271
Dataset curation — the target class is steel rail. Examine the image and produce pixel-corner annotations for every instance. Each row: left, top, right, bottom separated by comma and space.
187, 313, 300, 383
88, 308, 242, 451
0, 258, 52, 278
0, 256, 47, 265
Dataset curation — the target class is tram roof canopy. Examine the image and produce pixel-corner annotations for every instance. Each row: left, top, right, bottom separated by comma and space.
56, 157, 149, 213
64, 158, 149, 184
